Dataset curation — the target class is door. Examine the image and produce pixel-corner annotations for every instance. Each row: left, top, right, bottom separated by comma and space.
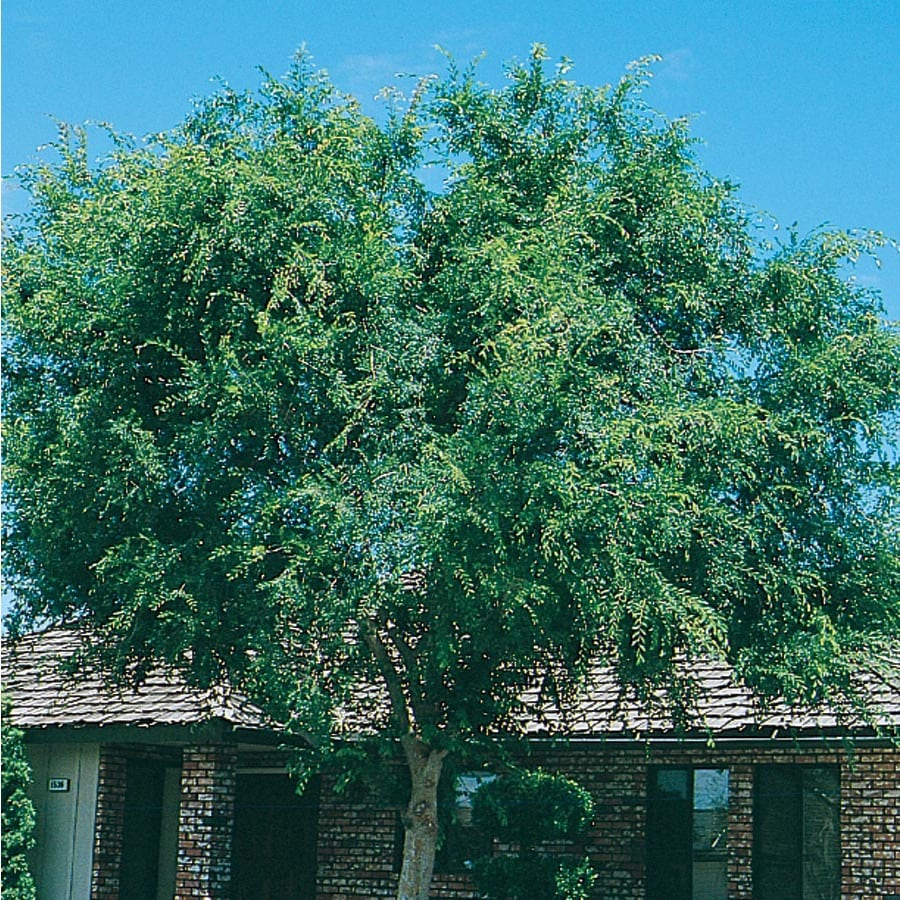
232, 773, 320, 900
120, 759, 165, 900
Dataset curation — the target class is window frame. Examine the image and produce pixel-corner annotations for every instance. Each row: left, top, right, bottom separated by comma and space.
393, 772, 496, 876
752, 764, 841, 900
646, 765, 731, 900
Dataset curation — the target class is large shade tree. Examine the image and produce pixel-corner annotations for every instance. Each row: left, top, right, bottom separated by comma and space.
4, 47, 899, 898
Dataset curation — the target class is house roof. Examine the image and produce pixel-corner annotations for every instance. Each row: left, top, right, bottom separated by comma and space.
515, 656, 900, 740
2, 627, 271, 735
3, 626, 898, 742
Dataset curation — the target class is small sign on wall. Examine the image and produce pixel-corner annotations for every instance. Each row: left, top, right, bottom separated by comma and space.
48, 778, 70, 792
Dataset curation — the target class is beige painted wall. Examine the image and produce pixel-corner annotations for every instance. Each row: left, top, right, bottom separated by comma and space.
27, 742, 100, 900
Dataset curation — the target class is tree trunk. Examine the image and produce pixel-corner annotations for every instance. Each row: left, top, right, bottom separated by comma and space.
396, 736, 446, 900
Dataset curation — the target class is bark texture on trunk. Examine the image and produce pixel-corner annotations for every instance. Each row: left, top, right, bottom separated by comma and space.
396, 737, 446, 900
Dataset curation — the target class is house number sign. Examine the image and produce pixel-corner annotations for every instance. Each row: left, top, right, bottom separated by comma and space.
48, 778, 70, 792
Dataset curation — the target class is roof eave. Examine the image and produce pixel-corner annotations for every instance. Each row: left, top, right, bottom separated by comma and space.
19, 718, 302, 747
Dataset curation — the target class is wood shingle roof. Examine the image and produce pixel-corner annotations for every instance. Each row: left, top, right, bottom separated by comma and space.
2, 627, 270, 734
4, 626, 898, 742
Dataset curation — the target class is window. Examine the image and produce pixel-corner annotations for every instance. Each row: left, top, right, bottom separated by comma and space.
438, 773, 496, 872
394, 773, 495, 875
753, 766, 840, 900
647, 767, 729, 900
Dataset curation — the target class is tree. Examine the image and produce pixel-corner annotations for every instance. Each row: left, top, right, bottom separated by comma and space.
4, 47, 899, 899
2, 697, 37, 900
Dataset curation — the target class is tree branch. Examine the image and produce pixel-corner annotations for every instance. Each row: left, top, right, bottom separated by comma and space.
361, 618, 412, 734
385, 622, 438, 733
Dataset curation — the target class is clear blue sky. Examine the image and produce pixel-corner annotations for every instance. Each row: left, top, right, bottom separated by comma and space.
3, 0, 899, 318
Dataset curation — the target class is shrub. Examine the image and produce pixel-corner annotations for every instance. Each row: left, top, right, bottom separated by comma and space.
1, 695, 37, 899
470, 769, 595, 900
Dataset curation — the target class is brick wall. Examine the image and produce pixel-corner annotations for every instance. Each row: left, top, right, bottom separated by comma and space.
842, 748, 900, 897
90, 743, 182, 899
175, 744, 238, 900
316, 775, 399, 900
725, 762, 754, 896
313, 741, 900, 900
91, 746, 127, 899
84, 740, 898, 899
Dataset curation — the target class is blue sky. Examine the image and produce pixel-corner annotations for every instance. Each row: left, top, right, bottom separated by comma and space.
3, 0, 899, 318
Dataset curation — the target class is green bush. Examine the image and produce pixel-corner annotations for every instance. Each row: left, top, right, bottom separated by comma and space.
553, 857, 597, 900
472, 768, 594, 846
472, 854, 596, 900
1, 696, 37, 900
470, 769, 596, 900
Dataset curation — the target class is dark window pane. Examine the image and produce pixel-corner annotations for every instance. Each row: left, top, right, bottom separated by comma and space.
232, 774, 320, 900
655, 768, 690, 800
755, 767, 803, 900
754, 766, 840, 900
647, 769, 692, 900
435, 821, 492, 874
801, 768, 840, 900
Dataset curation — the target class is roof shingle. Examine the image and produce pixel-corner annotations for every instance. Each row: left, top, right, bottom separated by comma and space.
2, 627, 269, 733
4, 627, 898, 741
515, 657, 900, 739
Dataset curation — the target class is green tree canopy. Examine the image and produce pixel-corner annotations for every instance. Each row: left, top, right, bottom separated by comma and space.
1, 696, 37, 900
4, 47, 899, 898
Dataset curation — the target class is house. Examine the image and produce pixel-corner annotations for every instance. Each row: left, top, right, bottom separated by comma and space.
3, 626, 899, 900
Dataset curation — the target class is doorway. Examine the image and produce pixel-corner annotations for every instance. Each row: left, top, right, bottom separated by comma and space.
232, 773, 320, 899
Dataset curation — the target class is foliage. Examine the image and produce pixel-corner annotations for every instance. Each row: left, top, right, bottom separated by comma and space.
1, 697, 37, 900
469, 769, 595, 900
470, 855, 596, 900
4, 43, 900, 896
471, 768, 593, 845
553, 859, 597, 900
